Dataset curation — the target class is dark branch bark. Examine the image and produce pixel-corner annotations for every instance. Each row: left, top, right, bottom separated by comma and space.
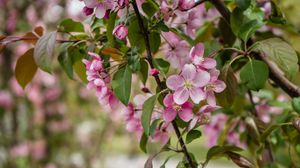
131, 1, 196, 167
209, 0, 300, 98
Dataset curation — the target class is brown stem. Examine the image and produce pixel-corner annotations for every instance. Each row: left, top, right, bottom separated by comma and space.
209, 0, 300, 98
131, 1, 196, 167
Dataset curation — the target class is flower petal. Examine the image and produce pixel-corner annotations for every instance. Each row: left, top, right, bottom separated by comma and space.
95, 4, 106, 19
181, 64, 196, 80
189, 43, 204, 59
202, 58, 217, 69
178, 107, 193, 122
174, 87, 189, 105
206, 91, 216, 106
163, 108, 177, 122
84, 0, 98, 8
166, 75, 184, 90
163, 94, 174, 107
189, 87, 206, 104
192, 70, 210, 87
212, 80, 226, 93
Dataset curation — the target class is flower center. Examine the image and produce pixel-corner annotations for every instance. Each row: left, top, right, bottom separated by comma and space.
172, 104, 182, 112
206, 83, 215, 90
184, 80, 193, 89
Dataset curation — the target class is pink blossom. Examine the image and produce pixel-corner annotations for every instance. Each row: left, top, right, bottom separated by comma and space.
189, 43, 217, 70
149, 68, 159, 76
161, 32, 190, 69
83, 0, 114, 19
176, 0, 195, 11
112, 24, 128, 40
166, 64, 210, 105
10, 143, 30, 158
205, 69, 226, 106
163, 94, 193, 122
189, 105, 217, 130
0, 91, 12, 110
83, 52, 120, 109
114, 0, 129, 10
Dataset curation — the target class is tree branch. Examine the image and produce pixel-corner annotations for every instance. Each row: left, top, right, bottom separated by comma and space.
209, 0, 300, 98
131, 1, 196, 167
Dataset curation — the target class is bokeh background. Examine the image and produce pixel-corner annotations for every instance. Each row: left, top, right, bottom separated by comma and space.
1, 0, 300, 167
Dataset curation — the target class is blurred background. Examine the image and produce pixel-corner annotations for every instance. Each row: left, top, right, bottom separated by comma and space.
0, 0, 300, 167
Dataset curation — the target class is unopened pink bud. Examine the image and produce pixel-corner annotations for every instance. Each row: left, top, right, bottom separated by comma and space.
149, 68, 160, 76
113, 24, 128, 40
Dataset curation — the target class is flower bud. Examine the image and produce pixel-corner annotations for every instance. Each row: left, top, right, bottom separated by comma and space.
83, 6, 94, 16
112, 24, 128, 40
149, 68, 159, 76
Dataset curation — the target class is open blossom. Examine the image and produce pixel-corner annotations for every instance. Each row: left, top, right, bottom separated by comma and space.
163, 94, 193, 122
83, 52, 119, 109
83, 0, 114, 19
113, 24, 128, 40
82, 6, 94, 16
189, 105, 218, 130
166, 64, 210, 105
189, 43, 217, 70
162, 32, 190, 69
205, 69, 226, 106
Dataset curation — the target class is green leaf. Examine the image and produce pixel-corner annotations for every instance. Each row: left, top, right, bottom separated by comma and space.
58, 43, 74, 79
140, 133, 148, 153
112, 65, 132, 105
15, 48, 38, 89
253, 38, 299, 80
142, 2, 158, 18
235, 0, 251, 11
154, 20, 169, 32
230, 7, 264, 41
186, 130, 201, 144
160, 156, 172, 168
34, 31, 57, 73
142, 95, 157, 135
216, 64, 238, 107
205, 146, 243, 163
153, 58, 170, 75
292, 97, 300, 114
138, 59, 149, 85
240, 59, 269, 90
74, 61, 88, 83
149, 119, 160, 138
226, 152, 255, 168
128, 16, 146, 53
58, 18, 84, 32
149, 32, 161, 53
128, 49, 141, 72
107, 12, 117, 47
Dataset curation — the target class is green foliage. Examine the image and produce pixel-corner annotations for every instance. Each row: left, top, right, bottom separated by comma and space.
138, 59, 149, 85
15, 48, 38, 89
34, 31, 57, 73
235, 0, 252, 11
216, 64, 238, 107
153, 58, 170, 75
230, 7, 264, 42
186, 130, 201, 144
240, 59, 269, 90
140, 133, 148, 153
128, 48, 141, 72
253, 38, 299, 80
142, 94, 158, 135
292, 97, 300, 114
58, 18, 85, 32
149, 32, 161, 53
128, 16, 146, 53
142, 2, 158, 18
106, 12, 117, 47
112, 65, 132, 105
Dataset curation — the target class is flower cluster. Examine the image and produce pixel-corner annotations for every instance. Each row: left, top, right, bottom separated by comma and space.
165, 43, 226, 127
83, 52, 119, 109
